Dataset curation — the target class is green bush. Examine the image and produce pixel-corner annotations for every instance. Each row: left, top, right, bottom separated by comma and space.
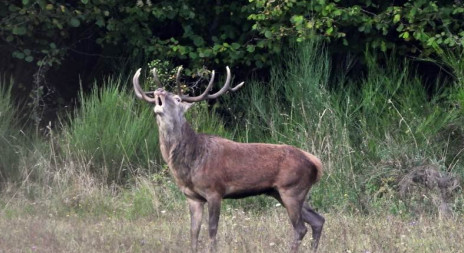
63, 77, 161, 183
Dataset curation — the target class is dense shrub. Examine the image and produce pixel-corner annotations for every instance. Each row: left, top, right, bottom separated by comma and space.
63, 78, 161, 183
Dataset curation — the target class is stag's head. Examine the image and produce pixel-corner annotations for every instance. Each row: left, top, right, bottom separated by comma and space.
132, 66, 244, 128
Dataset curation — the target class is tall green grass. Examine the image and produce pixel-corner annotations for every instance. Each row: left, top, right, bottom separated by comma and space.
227, 41, 463, 214
0, 78, 22, 182
63, 77, 161, 183
338, 54, 463, 215
436, 49, 464, 181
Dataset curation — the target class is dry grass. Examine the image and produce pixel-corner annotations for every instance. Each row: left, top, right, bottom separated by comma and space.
1, 204, 463, 253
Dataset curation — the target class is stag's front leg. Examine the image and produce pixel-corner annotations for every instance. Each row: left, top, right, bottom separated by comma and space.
206, 195, 221, 253
187, 198, 205, 253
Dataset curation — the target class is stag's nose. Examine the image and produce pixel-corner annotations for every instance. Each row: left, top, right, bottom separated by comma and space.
154, 89, 166, 107
154, 88, 166, 96
153, 88, 166, 109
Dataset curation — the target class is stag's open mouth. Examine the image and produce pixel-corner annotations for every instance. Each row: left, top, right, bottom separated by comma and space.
154, 92, 165, 115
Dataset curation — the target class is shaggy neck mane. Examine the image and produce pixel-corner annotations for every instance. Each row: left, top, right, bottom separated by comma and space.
157, 117, 208, 183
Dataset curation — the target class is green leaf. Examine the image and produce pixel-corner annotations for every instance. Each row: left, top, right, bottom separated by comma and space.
81, 0, 89, 4
12, 26, 27, 35
326, 27, 334, 35
257, 40, 266, 48
401, 31, 410, 39
25, 56, 34, 62
393, 14, 401, 23
246, 45, 255, 53
231, 43, 240, 50
188, 51, 198, 59
201, 48, 212, 57
70, 18, 80, 27
12, 51, 25, 59
96, 19, 105, 27
396, 23, 404, 32
342, 39, 348, 46
264, 30, 272, 39
192, 36, 204, 47
380, 41, 387, 52
22, 0, 29, 5
291, 15, 304, 25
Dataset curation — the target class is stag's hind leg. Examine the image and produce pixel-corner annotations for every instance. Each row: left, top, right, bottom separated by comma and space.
302, 203, 324, 251
278, 190, 308, 253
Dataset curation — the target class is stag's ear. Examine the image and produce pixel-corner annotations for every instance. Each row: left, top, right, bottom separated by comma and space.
181, 101, 194, 112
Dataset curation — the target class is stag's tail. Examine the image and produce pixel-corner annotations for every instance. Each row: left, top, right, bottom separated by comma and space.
303, 152, 323, 183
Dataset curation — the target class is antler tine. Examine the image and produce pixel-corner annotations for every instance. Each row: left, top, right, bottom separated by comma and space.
204, 66, 245, 98
230, 81, 245, 92
176, 66, 183, 95
179, 66, 244, 102
205, 66, 231, 99
133, 68, 157, 103
151, 68, 162, 88
133, 69, 144, 99
180, 70, 216, 102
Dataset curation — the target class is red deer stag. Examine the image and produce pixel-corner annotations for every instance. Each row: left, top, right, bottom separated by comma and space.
132, 66, 324, 252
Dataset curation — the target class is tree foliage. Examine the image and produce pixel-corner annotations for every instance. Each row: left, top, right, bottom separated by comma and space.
249, 0, 464, 56
0, 0, 258, 69
1, 0, 463, 72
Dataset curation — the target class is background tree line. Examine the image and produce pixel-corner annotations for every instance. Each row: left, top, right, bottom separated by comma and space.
1, 0, 463, 98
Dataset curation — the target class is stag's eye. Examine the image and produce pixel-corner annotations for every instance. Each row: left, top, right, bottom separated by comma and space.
173, 96, 181, 103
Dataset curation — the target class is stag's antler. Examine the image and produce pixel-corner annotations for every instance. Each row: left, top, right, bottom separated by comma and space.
133, 68, 165, 103
133, 68, 157, 103
151, 68, 162, 88
177, 66, 244, 102
133, 66, 244, 103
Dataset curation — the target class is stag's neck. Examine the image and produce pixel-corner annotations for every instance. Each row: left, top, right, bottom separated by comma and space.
157, 117, 206, 184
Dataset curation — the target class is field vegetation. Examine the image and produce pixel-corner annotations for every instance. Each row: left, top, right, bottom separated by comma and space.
1, 41, 463, 252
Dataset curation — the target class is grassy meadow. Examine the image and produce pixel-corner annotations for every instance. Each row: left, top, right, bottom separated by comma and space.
1, 42, 464, 252
1, 207, 463, 252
